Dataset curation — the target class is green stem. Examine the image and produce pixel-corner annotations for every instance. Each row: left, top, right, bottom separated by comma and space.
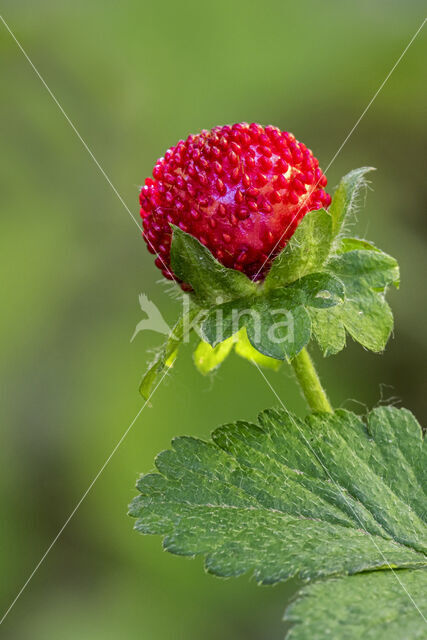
290, 347, 332, 413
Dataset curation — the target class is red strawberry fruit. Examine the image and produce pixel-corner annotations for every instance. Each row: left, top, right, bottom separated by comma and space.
139, 123, 331, 285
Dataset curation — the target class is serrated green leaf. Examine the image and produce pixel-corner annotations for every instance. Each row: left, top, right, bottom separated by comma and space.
329, 167, 375, 238
130, 406, 427, 584
139, 306, 200, 399
311, 289, 393, 355
328, 249, 400, 289
170, 226, 256, 306
310, 306, 346, 356
285, 569, 427, 639
264, 208, 332, 288
366, 407, 426, 520
339, 281, 393, 351
311, 249, 399, 355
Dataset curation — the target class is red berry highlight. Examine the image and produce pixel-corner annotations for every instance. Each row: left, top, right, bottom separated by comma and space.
140, 123, 331, 285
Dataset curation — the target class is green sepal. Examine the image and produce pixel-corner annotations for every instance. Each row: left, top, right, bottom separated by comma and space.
329, 166, 375, 238
234, 328, 282, 370
264, 208, 332, 288
170, 225, 256, 306
336, 236, 380, 253
193, 336, 235, 374
139, 306, 200, 400
193, 329, 282, 374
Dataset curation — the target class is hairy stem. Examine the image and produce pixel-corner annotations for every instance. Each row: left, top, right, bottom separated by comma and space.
290, 347, 332, 413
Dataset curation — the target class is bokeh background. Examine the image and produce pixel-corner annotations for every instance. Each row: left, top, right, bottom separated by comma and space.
1, 1, 426, 638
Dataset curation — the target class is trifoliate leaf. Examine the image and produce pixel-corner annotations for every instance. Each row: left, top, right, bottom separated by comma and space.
285, 568, 427, 640
170, 226, 257, 306
130, 405, 427, 583
200, 273, 344, 360
329, 166, 375, 238
311, 248, 399, 355
264, 208, 332, 288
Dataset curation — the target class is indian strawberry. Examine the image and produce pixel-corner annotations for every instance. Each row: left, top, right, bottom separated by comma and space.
139, 123, 331, 285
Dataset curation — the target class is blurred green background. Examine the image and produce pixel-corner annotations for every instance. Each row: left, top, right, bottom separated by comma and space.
1, 1, 426, 638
